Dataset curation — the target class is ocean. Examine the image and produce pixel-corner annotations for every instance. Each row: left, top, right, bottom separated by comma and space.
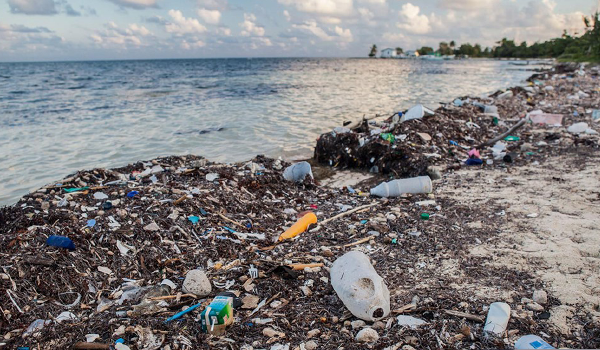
0, 58, 542, 205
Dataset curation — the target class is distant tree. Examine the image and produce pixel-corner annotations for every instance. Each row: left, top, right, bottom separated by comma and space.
395, 47, 404, 55
449, 40, 456, 51
369, 44, 378, 58
417, 46, 434, 55
438, 41, 453, 55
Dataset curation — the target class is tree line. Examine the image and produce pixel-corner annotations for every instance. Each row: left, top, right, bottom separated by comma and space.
369, 12, 600, 61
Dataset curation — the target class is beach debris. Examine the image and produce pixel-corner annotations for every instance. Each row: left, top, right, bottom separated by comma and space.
370, 176, 432, 197
278, 211, 317, 241
283, 161, 314, 182
182, 269, 212, 297
330, 251, 390, 321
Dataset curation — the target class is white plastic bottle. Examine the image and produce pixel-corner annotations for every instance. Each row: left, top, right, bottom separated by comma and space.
483, 302, 511, 337
370, 176, 432, 197
283, 162, 313, 182
330, 251, 390, 321
514, 335, 555, 349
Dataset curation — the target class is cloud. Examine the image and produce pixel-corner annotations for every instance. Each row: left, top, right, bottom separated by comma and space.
180, 38, 205, 49
105, 0, 158, 10
283, 10, 291, 21
90, 22, 152, 47
8, 24, 53, 33
292, 20, 353, 42
397, 3, 431, 34
240, 13, 265, 36
8, 0, 57, 15
165, 9, 207, 35
277, 0, 354, 17
437, 0, 498, 11
63, 3, 80, 16
197, 8, 221, 24
197, 0, 227, 11
216, 26, 231, 36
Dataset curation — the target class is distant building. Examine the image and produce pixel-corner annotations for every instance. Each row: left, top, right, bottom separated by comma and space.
405, 50, 419, 58
380, 48, 396, 58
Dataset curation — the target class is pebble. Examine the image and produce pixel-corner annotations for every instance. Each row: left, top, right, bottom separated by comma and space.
143, 222, 160, 231
351, 320, 366, 329
372, 321, 386, 330
355, 328, 379, 343
299, 286, 312, 296
526, 302, 544, 312
306, 329, 320, 338
304, 340, 318, 350
426, 166, 443, 180
263, 327, 285, 338
533, 290, 548, 304
41, 201, 50, 210
181, 269, 212, 297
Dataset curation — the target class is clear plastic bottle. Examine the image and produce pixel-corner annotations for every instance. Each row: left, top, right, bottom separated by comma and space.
283, 162, 313, 182
370, 176, 432, 197
330, 251, 390, 321
483, 302, 511, 337
514, 335, 554, 349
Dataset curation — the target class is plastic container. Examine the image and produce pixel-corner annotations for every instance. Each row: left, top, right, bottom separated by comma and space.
400, 104, 434, 122
514, 335, 555, 349
46, 235, 76, 250
200, 295, 234, 335
283, 161, 313, 182
483, 302, 510, 337
370, 176, 432, 197
278, 212, 317, 241
330, 251, 390, 321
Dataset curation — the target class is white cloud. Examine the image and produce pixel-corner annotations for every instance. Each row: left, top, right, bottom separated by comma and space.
197, 8, 221, 24
106, 0, 158, 10
216, 26, 231, 36
292, 20, 353, 43
8, 0, 57, 15
240, 13, 265, 36
283, 10, 291, 21
437, 0, 497, 11
90, 22, 151, 47
197, 0, 227, 11
181, 39, 205, 49
318, 16, 342, 24
278, 0, 354, 17
397, 3, 431, 34
165, 9, 207, 35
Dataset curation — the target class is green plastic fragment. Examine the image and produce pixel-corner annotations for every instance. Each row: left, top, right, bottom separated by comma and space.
504, 135, 520, 141
64, 186, 90, 193
420, 213, 430, 220
380, 133, 395, 143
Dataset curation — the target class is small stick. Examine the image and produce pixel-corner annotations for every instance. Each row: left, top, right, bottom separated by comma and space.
477, 118, 527, 149
73, 342, 110, 350
320, 203, 378, 226
444, 309, 484, 323
148, 294, 197, 301
331, 236, 371, 249
218, 212, 245, 229
174, 195, 187, 205
392, 303, 417, 314
288, 263, 324, 271
6, 290, 23, 313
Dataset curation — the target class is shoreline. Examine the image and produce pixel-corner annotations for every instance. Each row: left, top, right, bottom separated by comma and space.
1, 62, 599, 349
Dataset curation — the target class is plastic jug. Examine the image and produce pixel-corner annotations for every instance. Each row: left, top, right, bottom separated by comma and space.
483, 302, 510, 337
370, 176, 432, 197
330, 251, 390, 321
514, 335, 554, 349
283, 162, 313, 182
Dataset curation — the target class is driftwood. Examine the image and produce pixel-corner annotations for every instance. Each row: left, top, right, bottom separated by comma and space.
73, 343, 110, 350
444, 309, 484, 323
477, 118, 527, 149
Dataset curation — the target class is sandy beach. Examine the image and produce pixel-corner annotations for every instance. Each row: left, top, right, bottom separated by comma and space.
1, 63, 599, 350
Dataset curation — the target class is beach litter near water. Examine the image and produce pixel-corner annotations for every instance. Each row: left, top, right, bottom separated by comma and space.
1, 62, 599, 350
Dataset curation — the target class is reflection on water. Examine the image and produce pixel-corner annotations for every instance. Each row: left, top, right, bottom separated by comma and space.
0, 58, 539, 205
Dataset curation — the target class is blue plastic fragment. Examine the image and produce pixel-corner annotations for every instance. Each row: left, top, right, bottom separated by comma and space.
246, 222, 252, 229
17, 347, 30, 350
127, 190, 139, 198
347, 186, 356, 194
164, 303, 202, 323
86, 219, 96, 227
360, 219, 368, 224
115, 338, 125, 344
199, 208, 208, 216
465, 158, 484, 166
449, 140, 458, 146
188, 216, 200, 225
222, 226, 236, 233
46, 235, 76, 250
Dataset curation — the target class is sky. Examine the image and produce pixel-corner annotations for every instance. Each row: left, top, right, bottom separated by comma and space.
0, 0, 598, 61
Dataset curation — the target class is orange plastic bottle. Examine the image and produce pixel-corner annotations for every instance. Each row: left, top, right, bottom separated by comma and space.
278, 212, 317, 241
